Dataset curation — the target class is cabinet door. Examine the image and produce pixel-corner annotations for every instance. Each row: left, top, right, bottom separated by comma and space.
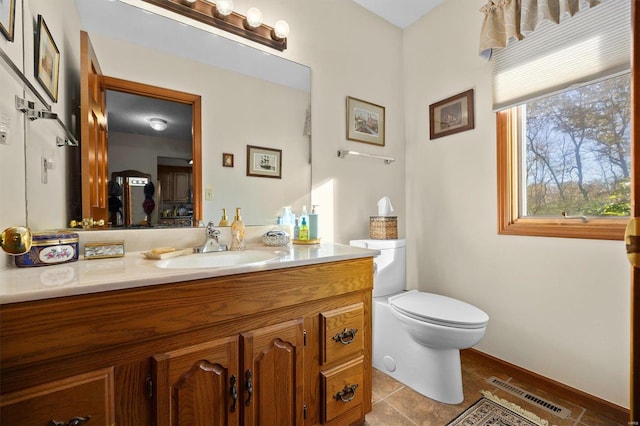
0, 367, 115, 426
153, 336, 240, 426
159, 170, 174, 202
241, 319, 305, 426
173, 172, 191, 202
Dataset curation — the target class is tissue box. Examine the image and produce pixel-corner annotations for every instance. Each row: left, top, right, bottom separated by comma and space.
369, 216, 398, 239
14, 230, 79, 267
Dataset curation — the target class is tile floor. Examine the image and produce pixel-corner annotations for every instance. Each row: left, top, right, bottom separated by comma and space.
364, 350, 626, 426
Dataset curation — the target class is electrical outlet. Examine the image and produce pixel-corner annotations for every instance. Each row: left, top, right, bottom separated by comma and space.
205, 186, 214, 201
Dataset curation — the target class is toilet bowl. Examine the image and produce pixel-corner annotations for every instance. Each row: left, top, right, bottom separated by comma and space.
350, 239, 489, 405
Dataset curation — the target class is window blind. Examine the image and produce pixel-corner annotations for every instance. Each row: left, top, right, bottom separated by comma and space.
492, 0, 630, 111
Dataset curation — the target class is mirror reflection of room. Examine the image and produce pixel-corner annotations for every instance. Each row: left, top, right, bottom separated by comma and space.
106, 90, 193, 227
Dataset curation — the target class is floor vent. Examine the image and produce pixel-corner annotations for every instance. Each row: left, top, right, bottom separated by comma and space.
486, 376, 572, 419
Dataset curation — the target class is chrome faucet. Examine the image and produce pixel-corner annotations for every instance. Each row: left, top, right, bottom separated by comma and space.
194, 222, 227, 253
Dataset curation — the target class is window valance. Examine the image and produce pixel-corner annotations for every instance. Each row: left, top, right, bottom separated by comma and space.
479, 0, 602, 59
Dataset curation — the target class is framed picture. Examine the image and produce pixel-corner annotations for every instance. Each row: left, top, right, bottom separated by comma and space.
0, 0, 16, 41
346, 96, 385, 146
246, 145, 282, 179
222, 153, 234, 167
35, 15, 60, 102
429, 89, 474, 140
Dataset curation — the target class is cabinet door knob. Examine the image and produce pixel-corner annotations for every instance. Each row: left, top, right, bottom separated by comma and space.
230, 374, 238, 412
334, 384, 358, 403
333, 328, 358, 345
49, 416, 92, 426
245, 369, 253, 407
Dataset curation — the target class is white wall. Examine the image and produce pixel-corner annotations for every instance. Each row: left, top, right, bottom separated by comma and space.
403, 0, 630, 408
0, 0, 81, 266
259, 0, 407, 242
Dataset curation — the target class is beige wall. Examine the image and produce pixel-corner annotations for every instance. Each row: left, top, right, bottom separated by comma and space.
403, 0, 629, 408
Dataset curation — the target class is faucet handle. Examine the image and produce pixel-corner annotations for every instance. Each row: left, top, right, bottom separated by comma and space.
206, 222, 221, 239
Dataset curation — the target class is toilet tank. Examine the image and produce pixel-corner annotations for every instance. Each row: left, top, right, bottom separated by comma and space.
349, 239, 406, 298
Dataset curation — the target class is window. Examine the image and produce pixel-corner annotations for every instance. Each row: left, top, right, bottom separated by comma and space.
498, 73, 630, 240
493, 0, 630, 240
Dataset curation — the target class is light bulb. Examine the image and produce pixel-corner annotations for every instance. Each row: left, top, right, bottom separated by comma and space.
245, 7, 263, 28
149, 118, 167, 131
216, 0, 233, 16
273, 20, 289, 39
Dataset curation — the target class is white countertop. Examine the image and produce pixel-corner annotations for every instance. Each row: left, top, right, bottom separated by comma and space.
0, 243, 378, 304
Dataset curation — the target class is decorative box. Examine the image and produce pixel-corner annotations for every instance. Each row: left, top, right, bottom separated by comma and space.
14, 231, 79, 267
84, 241, 125, 259
262, 230, 290, 246
369, 216, 398, 240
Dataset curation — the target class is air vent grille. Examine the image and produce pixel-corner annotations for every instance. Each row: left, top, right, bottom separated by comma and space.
486, 377, 572, 419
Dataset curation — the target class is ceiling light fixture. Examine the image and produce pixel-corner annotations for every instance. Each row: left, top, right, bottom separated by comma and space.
149, 118, 168, 131
142, 0, 289, 51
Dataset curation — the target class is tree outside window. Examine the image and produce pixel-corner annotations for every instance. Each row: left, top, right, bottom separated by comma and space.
497, 73, 630, 240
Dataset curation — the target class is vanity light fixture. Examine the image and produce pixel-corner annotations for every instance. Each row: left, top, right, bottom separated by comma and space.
149, 118, 168, 131
272, 20, 290, 41
214, 0, 233, 18
141, 0, 288, 51
244, 7, 263, 29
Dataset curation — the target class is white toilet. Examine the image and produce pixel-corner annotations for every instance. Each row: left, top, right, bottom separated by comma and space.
350, 238, 489, 404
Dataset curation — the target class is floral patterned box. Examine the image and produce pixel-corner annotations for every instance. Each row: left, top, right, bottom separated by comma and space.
14, 231, 79, 267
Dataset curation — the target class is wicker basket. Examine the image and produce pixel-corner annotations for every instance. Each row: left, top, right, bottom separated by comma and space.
369, 216, 398, 239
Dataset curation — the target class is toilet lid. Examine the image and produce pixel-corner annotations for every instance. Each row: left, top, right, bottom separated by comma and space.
389, 290, 489, 329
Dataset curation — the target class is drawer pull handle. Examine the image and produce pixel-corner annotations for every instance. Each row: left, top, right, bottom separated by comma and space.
334, 384, 358, 403
49, 416, 92, 426
245, 369, 253, 407
230, 374, 238, 412
333, 328, 358, 345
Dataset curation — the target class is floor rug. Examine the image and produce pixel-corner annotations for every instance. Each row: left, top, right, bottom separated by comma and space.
447, 391, 551, 426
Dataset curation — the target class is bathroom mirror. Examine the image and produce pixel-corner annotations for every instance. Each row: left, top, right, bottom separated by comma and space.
22, 0, 311, 228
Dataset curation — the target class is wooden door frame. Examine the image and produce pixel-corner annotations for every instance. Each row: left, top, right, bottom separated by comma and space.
631, 1, 639, 423
101, 76, 202, 226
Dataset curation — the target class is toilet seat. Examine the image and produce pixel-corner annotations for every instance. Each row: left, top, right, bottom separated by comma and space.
389, 290, 489, 329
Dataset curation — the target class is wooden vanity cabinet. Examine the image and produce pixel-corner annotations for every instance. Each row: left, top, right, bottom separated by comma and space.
153, 319, 305, 426
0, 368, 115, 425
0, 257, 373, 426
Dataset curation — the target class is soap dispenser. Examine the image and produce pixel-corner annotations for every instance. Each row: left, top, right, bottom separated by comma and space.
218, 208, 230, 226
230, 208, 245, 251
298, 216, 309, 241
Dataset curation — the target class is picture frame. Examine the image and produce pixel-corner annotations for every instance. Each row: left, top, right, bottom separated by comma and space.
0, 0, 16, 41
429, 89, 474, 140
246, 145, 282, 179
35, 15, 60, 102
346, 96, 385, 146
222, 153, 234, 168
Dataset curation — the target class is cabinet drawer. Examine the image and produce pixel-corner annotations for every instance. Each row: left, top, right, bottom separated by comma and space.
321, 303, 364, 365
0, 367, 115, 426
321, 357, 364, 424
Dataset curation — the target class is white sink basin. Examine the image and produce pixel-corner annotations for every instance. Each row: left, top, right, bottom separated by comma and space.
156, 250, 281, 269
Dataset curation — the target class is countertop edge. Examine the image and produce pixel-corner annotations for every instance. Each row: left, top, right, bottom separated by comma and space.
0, 243, 379, 304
